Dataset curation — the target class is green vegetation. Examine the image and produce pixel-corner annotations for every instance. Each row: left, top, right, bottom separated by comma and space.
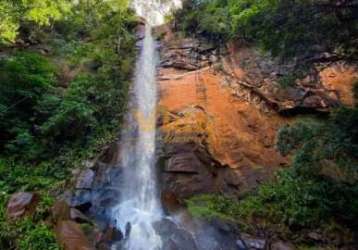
0, 0, 72, 43
175, 0, 358, 59
0, 0, 136, 249
188, 104, 358, 244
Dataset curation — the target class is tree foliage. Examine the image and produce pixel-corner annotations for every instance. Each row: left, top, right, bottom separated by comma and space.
0, 1, 136, 248
0, 0, 72, 43
175, 0, 358, 59
0, 0, 133, 44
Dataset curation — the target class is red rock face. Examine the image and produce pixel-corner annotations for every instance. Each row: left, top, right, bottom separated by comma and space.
156, 29, 357, 202
6, 192, 39, 220
157, 36, 291, 202
320, 63, 358, 107
224, 42, 345, 113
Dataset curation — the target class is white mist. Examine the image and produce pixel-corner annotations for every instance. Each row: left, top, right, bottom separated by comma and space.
110, 1, 173, 249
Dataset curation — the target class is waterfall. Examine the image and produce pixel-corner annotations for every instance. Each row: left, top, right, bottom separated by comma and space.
111, 4, 163, 250
110, 2, 183, 249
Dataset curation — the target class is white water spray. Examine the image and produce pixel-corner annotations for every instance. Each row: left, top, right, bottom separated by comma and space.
110, 1, 181, 250
111, 26, 161, 250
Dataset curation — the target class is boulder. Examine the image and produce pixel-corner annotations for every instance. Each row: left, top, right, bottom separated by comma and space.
160, 142, 244, 200
101, 226, 123, 242
6, 192, 39, 220
70, 208, 91, 224
153, 218, 197, 250
55, 220, 94, 250
92, 188, 121, 208
52, 200, 71, 223
165, 153, 201, 174
241, 234, 266, 249
76, 169, 95, 189
70, 190, 92, 212
308, 231, 323, 242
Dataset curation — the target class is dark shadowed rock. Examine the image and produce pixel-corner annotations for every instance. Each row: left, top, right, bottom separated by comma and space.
165, 152, 201, 173
101, 226, 123, 242
194, 220, 240, 250
92, 188, 121, 208
160, 141, 249, 200
55, 220, 94, 250
153, 218, 197, 250
6, 192, 39, 220
241, 234, 266, 249
70, 208, 91, 224
71, 190, 92, 211
98, 142, 121, 165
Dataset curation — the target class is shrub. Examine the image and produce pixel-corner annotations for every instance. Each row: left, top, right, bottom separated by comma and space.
187, 194, 240, 222
17, 219, 59, 250
0, 52, 55, 151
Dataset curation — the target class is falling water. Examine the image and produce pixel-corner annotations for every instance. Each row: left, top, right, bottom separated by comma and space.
110, 1, 179, 250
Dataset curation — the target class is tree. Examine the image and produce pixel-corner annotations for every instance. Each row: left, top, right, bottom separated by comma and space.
0, 0, 72, 44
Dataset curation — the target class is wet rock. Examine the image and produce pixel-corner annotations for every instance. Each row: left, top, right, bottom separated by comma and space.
76, 169, 95, 189
236, 239, 247, 250
194, 222, 240, 250
101, 226, 123, 242
70, 208, 91, 224
6, 192, 39, 220
70, 190, 92, 212
92, 188, 121, 208
93, 163, 121, 189
242, 234, 266, 249
135, 24, 146, 41
97, 242, 111, 250
125, 222, 131, 239
154, 218, 197, 250
153, 218, 178, 236
161, 191, 182, 213
55, 220, 94, 250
